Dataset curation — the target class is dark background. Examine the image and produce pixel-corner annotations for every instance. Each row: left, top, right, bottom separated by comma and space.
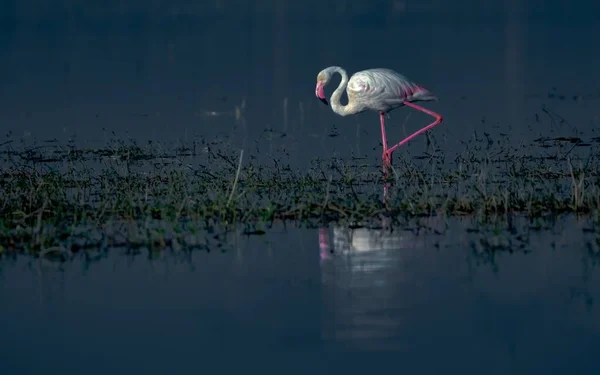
0, 2, 600, 372
0, 0, 598, 161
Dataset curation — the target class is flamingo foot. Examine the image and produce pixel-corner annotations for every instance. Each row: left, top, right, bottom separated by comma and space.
382, 150, 393, 168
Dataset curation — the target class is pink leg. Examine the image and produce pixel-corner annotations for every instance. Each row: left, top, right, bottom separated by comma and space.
380, 112, 391, 200
383, 182, 390, 200
385, 101, 443, 157
380, 112, 392, 200
380, 112, 391, 170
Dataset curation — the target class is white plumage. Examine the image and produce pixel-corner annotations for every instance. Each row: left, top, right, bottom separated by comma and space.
315, 66, 443, 169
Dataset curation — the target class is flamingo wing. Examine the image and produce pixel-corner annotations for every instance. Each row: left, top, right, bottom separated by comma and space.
348, 69, 436, 111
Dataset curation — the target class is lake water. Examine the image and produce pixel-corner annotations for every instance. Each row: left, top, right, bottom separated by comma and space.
1, 1, 599, 168
1, 215, 600, 372
1, 1, 600, 372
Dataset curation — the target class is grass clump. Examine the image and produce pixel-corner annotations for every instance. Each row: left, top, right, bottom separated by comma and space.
0, 133, 600, 253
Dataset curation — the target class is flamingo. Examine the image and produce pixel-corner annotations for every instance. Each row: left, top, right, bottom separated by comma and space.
315, 66, 443, 170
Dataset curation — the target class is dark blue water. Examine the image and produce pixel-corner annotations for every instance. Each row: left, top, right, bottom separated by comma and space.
1, 1, 600, 372
1, 216, 599, 372
1, 1, 599, 167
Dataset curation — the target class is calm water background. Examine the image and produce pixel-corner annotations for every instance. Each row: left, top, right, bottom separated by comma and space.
1, 0, 599, 164
1, 216, 600, 372
1, 0, 600, 372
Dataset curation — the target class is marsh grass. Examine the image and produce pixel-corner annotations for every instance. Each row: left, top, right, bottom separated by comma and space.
1, 133, 600, 253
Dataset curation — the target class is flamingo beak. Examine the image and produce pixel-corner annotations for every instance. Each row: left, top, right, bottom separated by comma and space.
315, 81, 328, 105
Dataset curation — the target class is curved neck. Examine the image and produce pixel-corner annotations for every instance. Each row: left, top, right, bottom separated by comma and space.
328, 67, 357, 116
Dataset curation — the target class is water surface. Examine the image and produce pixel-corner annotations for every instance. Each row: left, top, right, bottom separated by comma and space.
1, 2, 600, 372
1, 1, 599, 167
1, 215, 599, 372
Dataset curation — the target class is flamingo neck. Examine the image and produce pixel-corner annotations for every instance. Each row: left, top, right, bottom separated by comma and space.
327, 67, 357, 116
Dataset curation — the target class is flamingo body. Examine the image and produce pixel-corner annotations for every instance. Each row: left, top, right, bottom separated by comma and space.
346, 68, 437, 113
315, 66, 443, 170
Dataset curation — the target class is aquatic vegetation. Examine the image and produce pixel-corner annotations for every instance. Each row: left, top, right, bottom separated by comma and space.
0, 133, 599, 253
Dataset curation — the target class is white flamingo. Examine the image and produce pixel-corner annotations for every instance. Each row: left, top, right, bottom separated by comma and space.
315, 66, 443, 169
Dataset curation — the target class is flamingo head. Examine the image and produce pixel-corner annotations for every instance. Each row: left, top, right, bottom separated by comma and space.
315, 71, 329, 105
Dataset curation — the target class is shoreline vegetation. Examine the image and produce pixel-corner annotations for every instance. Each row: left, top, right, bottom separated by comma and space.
1, 134, 599, 254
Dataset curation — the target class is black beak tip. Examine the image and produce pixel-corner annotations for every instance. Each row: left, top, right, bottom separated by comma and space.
319, 98, 328, 105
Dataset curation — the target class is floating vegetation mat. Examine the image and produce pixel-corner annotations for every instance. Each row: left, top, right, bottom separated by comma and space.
0, 133, 599, 253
